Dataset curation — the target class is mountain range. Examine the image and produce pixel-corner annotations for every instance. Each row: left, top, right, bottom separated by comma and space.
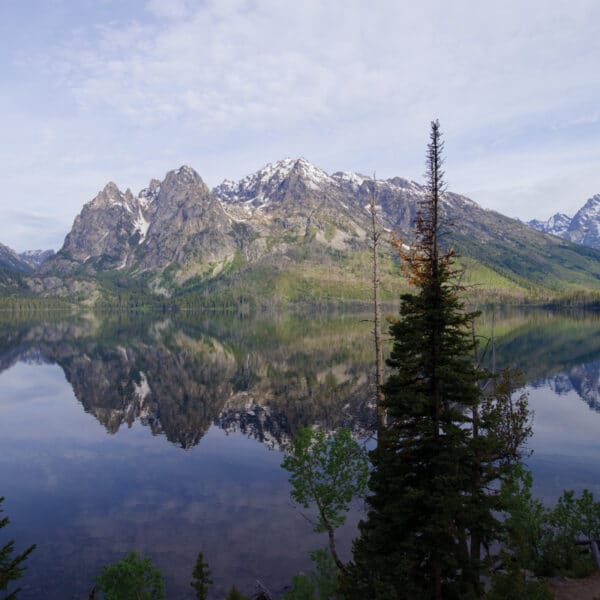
528, 193, 600, 249
0, 244, 54, 285
0, 242, 31, 273
4, 158, 600, 304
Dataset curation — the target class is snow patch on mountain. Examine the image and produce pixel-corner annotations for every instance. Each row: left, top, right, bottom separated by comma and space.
133, 209, 150, 242
332, 171, 371, 190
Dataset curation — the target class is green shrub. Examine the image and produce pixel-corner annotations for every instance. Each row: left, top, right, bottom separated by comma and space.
502, 467, 600, 578
95, 551, 164, 600
225, 585, 250, 600
486, 563, 552, 600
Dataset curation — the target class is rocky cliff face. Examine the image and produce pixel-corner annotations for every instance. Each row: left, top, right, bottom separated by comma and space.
138, 166, 237, 277
215, 158, 423, 235
42, 181, 153, 275
214, 157, 481, 254
564, 194, 600, 248
41, 166, 240, 285
214, 158, 375, 254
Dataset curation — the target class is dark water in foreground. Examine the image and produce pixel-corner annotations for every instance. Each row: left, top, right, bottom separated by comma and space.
0, 309, 599, 598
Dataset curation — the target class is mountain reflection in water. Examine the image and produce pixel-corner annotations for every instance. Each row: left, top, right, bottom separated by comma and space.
1, 308, 600, 598
0, 312, 377, 450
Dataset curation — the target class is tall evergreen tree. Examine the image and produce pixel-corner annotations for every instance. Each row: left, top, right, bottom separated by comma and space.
191, 551, 212, 600
343, 121, 529, 599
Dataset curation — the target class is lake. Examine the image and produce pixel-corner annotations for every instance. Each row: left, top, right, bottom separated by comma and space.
1, 308, 600, 598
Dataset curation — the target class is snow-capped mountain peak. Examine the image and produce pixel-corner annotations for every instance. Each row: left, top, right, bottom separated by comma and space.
567, 194, 600, 245
213, 157, 334, 205
332, 171, 370, 188
528, 213, 572, 236
527, 192, 600, 248
578, 194, 600, 219
288, 157, 333, 189
18, 249, 55, 268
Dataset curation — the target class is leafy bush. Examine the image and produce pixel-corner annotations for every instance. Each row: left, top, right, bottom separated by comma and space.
502, 467, 600, 578
95, 551, 164, 600
486, 563, 552, 600
225, 585, 250, 600
501, 466, 547, 573
282, 548, 340, 600
282, 574, 316, 600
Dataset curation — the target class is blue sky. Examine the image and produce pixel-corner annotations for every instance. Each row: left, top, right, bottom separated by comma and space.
1, 0, 600, 251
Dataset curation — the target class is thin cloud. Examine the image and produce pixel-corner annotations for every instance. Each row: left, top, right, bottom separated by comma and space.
50, 1, 600, 137
1, 0, 600, 249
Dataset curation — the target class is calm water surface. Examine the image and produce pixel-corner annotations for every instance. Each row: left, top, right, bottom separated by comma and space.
0, 309, 599, 598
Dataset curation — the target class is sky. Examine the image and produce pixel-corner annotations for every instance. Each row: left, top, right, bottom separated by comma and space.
1, 0, 600, 252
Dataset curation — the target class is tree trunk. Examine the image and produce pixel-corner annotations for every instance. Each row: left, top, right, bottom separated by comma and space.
469, 320, 483, 595
328, 525, 348, 573
433, 561, 443, 600
370, 175, 386, 443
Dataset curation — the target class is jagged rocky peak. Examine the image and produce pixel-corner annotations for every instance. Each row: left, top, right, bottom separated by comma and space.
257, 157, 330, 185
527, 192, 600, 249
104, 181, 120, 195
565, 193, 600, 246
528, 213, 572, 236
133, 164, 236, 273
147, 166, 212, 222
48, 178, 151, 269
526, 192, 600, 249
575, 193, 600, 221
149, 165, 212, 222
139, 178, 161, 203
161, 165, 208, 194
288, 157, 332, 187
93, 181, 121, 205
86, 181, 139, 214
